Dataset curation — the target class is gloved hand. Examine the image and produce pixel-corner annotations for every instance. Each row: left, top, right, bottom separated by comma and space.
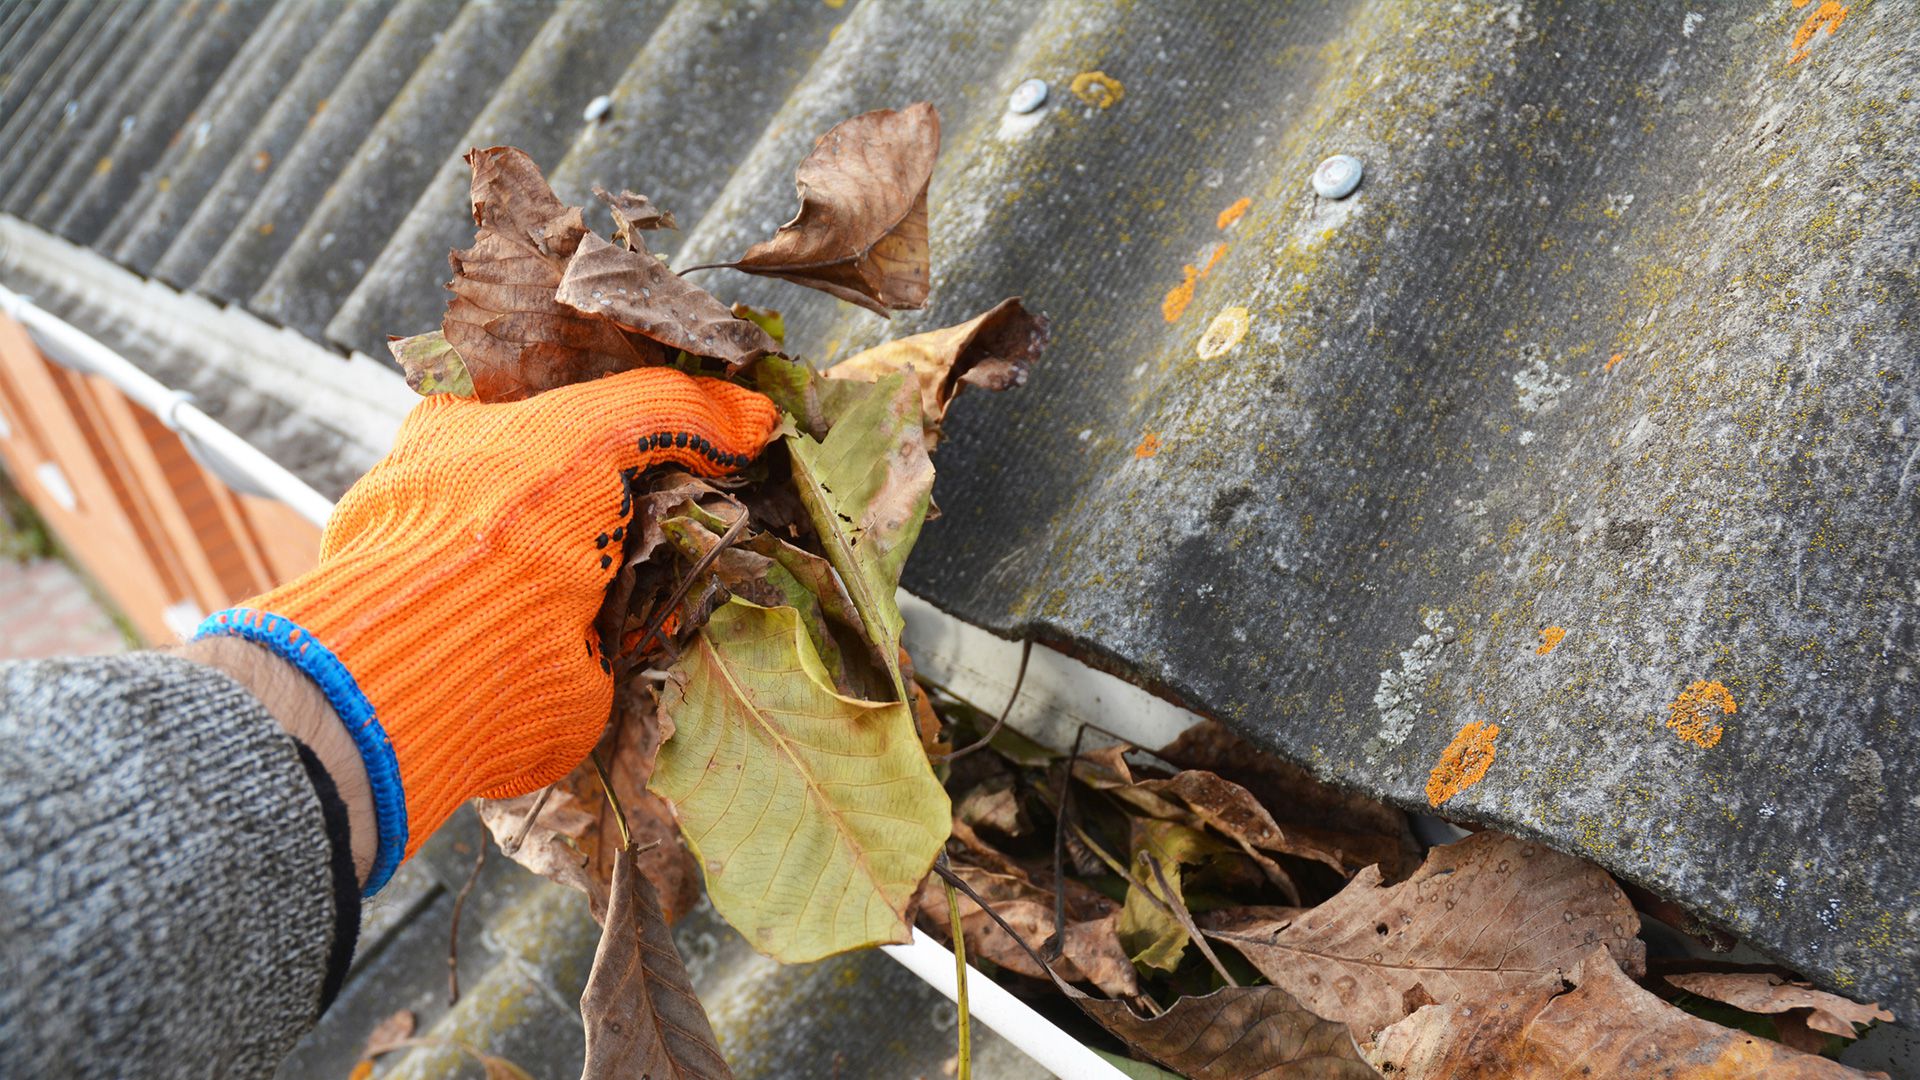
197, 367, 778, 892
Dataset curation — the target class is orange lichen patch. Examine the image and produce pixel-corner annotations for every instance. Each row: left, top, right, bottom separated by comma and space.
1161, 243, 1230, 323
1426, 721, 1500, 807
1217, 198, 1251, 229
1134, 430, 1162, 459
257, 222, 274, 236
1667, 680, 1735, 748
1535, 626, 1566, 655
1069, 71, 1124, 109
1789, 1, 1847, 64
253, 150, 272, 173
1162, 266, 1199, 322
1604, 352, 1625, 372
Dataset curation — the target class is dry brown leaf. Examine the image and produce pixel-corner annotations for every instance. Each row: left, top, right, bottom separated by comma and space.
1137, 769, 1355, 880
825, 298, 1048, 434
1207, 831, 1645, 1039
580, 843, 733, 1080
721, 103, 939, 314
1075, 986, 1379, 1080
955, 773, 1022, 835
918, 862, 1138, 998
477, 681, 697, 922
1665, 972, 1894, 1038
594, 184, 676, 247
443, 147, 665, 401
1367, 948, 1874, 1079
1196, 905, 1306, 936
362, 1008, 415, 1057
1159, 720, 1419, 880
555, 231, 775, 368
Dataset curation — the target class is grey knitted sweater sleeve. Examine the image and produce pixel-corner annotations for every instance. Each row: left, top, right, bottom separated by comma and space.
0, 653, 356, 1078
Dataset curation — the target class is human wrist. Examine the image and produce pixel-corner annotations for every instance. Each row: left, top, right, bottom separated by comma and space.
174, 635, 380, 888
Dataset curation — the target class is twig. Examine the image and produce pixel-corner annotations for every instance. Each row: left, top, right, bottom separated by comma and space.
934, 639, 1032, 763
501, 784, 554, 856
931, 860, 1084, 1003
589, 752, 632, 849
623, 501, 749, 666
1046, 724, 1091, 962
447, 817, 489, 1005
1145, 853, 1238, 988
937, 855, 972, 1080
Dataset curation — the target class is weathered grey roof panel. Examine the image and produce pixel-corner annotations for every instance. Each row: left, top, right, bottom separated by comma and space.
97, 0, 344, 270
143, 0, 399, 287
0, 0, 165, 213
51, 0, 273, 243
0, 1, 81, 129
191, 0, 465, 306
247, 0, 556, 338
2, 0, 1916, 1030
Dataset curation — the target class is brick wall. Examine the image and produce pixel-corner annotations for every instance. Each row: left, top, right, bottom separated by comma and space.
0, 312, 320, 644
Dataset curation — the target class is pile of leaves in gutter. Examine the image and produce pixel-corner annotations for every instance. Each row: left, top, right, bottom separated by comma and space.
365, 103, 1893, 1079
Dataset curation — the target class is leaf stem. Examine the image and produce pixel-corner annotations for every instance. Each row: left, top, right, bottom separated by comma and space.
589, 752, 632, 850
447, 817, 488, 1004
502, 784, 554, 855
939, 856, 973, 1080
626, 498, 748, 663
1144, 853, 1238, 988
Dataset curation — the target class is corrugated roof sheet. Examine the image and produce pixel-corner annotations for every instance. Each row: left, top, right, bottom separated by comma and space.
2, 0, 1917, 1050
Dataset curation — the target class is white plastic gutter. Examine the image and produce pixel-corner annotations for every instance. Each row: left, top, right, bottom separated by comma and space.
0, 284, 336, 529
0, 284, 1143, 1080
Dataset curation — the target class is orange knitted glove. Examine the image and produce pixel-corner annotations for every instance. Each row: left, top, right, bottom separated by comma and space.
196, 367, 778, 892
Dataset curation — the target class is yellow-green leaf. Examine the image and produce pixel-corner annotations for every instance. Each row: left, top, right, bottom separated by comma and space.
651, 600, 950, 962
388, 329, 473, 397
785, 372, 931, 701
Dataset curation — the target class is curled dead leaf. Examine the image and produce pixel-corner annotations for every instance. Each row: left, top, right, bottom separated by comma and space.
718, 103, 939, 315
1158, 720, 1419, 880
580, 843, 733, 1079
918, 862, 1138, 998
1665, 971, 1893, 1039
825, 297, 1048, 436
477, 681, 696, 922
1077, 987, 1377, 1080
555, 231, 775, 368
443, 147, 665, 401
594, 184, 676, 247
1367, 948, 1874, 1079
1207, 831, 1645, 1039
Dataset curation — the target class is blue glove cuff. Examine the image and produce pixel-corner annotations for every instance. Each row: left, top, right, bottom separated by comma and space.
194, 608, 407, 895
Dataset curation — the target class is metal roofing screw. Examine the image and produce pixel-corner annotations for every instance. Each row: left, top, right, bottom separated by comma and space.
582, 94, 613, 123
1008, 78, 1049, 114
1312, 154, 1364, 199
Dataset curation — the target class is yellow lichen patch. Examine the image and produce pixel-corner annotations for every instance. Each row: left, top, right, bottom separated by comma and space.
92, 157, 112, 177
1667, 680, 1735, 748
1217, 197, 1251, 229
1536, 626, 1566, 655
1196, 306, 1251, 360
1426, 721, 1500, 807
1789, 1, 1847, 64
1604, 352, 1625, 372
1133, 430, 1162, 459
1070, 71, 1124, 109
257, 222, 274, 236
